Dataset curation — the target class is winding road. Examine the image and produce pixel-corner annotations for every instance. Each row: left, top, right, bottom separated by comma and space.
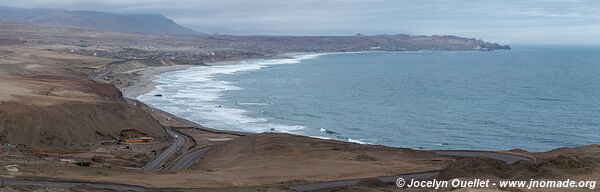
0, 178, 145, 192
141, 128, 185, 172
0, 145, 536, 191
287, 150, 536, 191
432, 150, 536, 164
169, 146, 211, 171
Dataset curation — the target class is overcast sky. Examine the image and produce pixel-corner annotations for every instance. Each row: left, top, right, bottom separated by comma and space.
1, 0, 600, 44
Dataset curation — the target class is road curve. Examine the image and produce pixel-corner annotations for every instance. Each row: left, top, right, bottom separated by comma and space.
0, 178, 145, 192
288, 150, 536, 191
169, 146, 211, 171
289, 171, 440, 192
142, 128, 185, 172
432, 150, 536, 164
0, 150, 535, 191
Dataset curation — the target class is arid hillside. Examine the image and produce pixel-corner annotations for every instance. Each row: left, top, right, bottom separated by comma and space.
0, 45, 166, 148
195, 133, 451, 183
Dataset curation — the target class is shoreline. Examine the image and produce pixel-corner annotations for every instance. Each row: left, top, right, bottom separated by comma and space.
5, 48, 600, 191
119, 65, 195, 99
117, 52, 466, 150
117, 51, 593, 152
117, 64, 252, 137
4, 23, 599, 191
118, 52, 331, 136
114, 54, 529, 151
120, 52, 333, 99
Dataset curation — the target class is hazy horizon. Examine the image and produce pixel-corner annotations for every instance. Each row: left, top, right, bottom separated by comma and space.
1, 0, 600, 44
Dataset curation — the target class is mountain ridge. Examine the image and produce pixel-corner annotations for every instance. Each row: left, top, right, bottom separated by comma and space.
0, 6, 200, 35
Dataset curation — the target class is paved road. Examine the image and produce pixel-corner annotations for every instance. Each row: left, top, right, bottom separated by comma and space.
0, 150, 536, 191
288, 150, 537, 191
0, 178, 145, 192
92, 60, 124, 80
119, 66, 154, 75
169, 146, 211, 171
142, 128, 185, 172
289, 171, 440, 192
432, 150, 536, 164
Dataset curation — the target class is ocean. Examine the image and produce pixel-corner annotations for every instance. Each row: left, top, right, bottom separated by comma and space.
138, 45, 600, 151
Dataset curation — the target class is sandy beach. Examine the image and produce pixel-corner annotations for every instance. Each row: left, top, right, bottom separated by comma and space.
118, 65, 194, 99
106, 52, 600, 191
1, 23, 599, 192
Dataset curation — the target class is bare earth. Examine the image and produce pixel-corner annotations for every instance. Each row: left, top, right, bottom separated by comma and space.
1, 24, 599, 192
0, 40, 455, 191
0, 46, 166, 148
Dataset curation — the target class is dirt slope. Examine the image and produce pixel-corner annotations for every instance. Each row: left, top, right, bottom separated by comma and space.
0, 46, 166, 148
0, 100, 165, 147
195, 133, 452, 182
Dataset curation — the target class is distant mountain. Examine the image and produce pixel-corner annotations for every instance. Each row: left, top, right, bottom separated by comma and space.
0, 6, 199, 35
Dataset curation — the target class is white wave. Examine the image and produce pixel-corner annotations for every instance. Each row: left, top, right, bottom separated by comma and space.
137, 52, 378, 146
138, 53, 325, 133
264, 124, 306, 132
236, 102, 272, 106
348, 138, 370, 145
305, 135, 370, 145
306, 135, 334, 140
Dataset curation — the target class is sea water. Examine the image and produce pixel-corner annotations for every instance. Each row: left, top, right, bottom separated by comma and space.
138, 45, 600, 151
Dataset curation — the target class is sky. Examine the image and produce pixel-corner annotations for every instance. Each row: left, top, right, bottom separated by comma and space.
1, 0, 600, 44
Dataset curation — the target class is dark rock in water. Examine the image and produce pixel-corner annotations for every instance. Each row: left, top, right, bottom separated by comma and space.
154, 94, 162, 97
320, 128, 340, 135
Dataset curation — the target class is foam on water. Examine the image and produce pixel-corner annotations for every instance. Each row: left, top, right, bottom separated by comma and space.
138, 48, 600, 151
138, 53, 326, 133
347, 138, 370, 145
236, 102, 272, 106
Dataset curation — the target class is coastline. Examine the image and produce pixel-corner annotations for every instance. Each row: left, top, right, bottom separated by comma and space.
117, 64, 251, 137
119, 52, 332, 99
4, 23, 600, 191
118, 52, 415, 149
6, 48, 600, 191
120, 53, 331, 136
118, 50, 597, 152
119, 65, 195, 99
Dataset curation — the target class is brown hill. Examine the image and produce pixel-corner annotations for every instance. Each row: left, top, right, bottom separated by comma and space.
195, 133, 452, 183
0, 100, 165, 147
0, 46, 166, 148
